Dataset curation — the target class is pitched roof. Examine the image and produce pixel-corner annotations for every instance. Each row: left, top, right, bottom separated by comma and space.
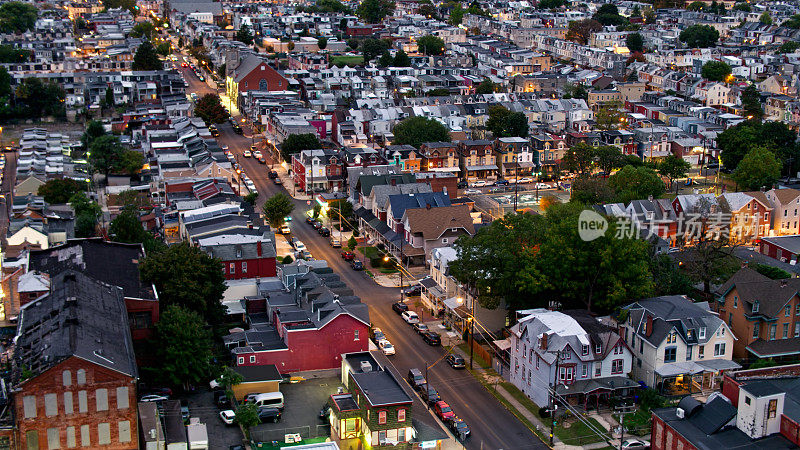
771, 188, 800, 205
404, 204, 474, 240
14, 271, 137, 385
624, 295, 725, 347
717, 267, 800, 318
387, 191, 451, 220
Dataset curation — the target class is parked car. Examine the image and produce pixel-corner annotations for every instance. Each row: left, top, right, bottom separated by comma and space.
258, 407, 282, 423
470, 180, 486, 188
407, 368, 426, 390
319, 404, 331, 421
232, 124, 243, 134
420, 385, 440, 404
422, 331, 441, 346
269, 170, 279, 179
392, 302, 409, 314
518, 177, 533, 184
293, 241, 306, 251
214, 390, 231, 408
181, 400, 190, 421
372, 328, 386, 342
279, 225, 291, 235
305, 217, 316, 225
494, 179, 509, 186
140, 394, 168, 403
434, 401, 456, 421
257, 157, 267, 164
412, 323, 429, 334
273, 177, 283, 185
535, 183, 550, 189
341, 251, 355, 260
401, 311, 419, 324
351, 260, 364, 270
447, 354, 466, 369
298, 250, 313, 260
450, 417, 471, 439
312, 221, 323, 230
318, 227, 331, 237
219, 410, 236, 425
378, 339, 396, 355
457, 180, 468, 189
403, 285, 422, 296
243, 150, 252, 158
142, 387, 173, 397
253, 151, 263, 159
621, 439, 650, 449
463, 189, 481, 195
244, 393, 261, 403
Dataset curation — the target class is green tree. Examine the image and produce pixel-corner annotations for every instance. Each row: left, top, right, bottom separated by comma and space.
236, 403, 260, 437
243, 192, 258, 205
14, 78, 65, 119
378, 51, 393, 67
644, 8, 656, 24
417, 35, 445, 55
0, 66, 10, 100
563, 142, 595, 176
70, 193, 101, 238
718, 121, 797, 170
235, 24, 254, 45
0, 2, 38, 33
392, 116, 451, 148
282, 255, 294, 264
89, 135, 125, 180
593, 3, 626, 26
486, 105, 530, 138
262, 193, 295, 228
687, 1, 705, 11
659, 154, 691, 194
759, 11, 772, 25
132, 41, 163, 71
355, 0, 394, 23
537, 0, 566, 8
329, 199, 354, 229
108, 209, 151, 245
38, 179, 87, 204
608, 165, 665, 203
679, 24, 719, 48
0, 44, 30, 63
393, 49, 410, 66
347, 236, 357, 251
139, 242, 227, 324
740, 84, 764, 119
594, 145, 624, 174
650, 254, 693, 296
732, 147, 780, 190
194, 94, 229, 125
117, 150, 144, 176
361, 38, 390, 62
466, 0, 489, 16
733, 2, 751, 12
153, 305, 214, 388
155, 42, 171, 56
347, 38, 359, 50
216, 366, 243, 389
103, 87, 115, 108
563, 83, 588, 100
281, 133, 321, 162
426, 88, 450, 96
752, 263, 791, 280
782, 14, 800, 29
130, 21, 155, 39
779, 41, 800, 54
701, 60, 732, 81
102, 0, 137, 14
475, 79, 497, 95
418, 1, 439, 19
317, 36, 328, 50
594, 102, 625, 130
448, 4, 465, 25
626, 33, 644, 53
566, 19, 602, 45
82, 120, 106, 151
571, 177, 615, 204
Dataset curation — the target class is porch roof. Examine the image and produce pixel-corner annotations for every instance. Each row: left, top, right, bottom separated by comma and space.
555, 376, 639, 396
655, 359, 740, 378
466, 165, 499, 171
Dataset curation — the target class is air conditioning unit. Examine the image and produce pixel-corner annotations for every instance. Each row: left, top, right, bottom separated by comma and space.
676, 407, 685, 419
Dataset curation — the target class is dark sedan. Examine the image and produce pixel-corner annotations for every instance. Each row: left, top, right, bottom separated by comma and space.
318, 227, 331, 236
392, 302, 409, 314
351, 260, 364, 270
422, 332, 441, 346
447, 354, 466, 369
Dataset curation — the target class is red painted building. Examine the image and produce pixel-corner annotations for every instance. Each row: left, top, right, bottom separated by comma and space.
292, 149, 345, 193
227, 55, 289, 109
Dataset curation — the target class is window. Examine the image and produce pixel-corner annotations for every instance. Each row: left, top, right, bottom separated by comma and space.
44, 393, 57, 417
699, 327, 706, 339
63, 392, 73, 415
249, 356, 256, 363
116, 387, 129, 409
745, 396, 751, 405
686, 346, 693, 361
238, 357, 244, 365
796, 304, 799, 316
23, 395, 36, 419
26, 431, 38, 450
529, 349, 533, 363
98, 423, 110, 445
637, 357, 642, 367
664, 347, 677, 363
399, 428, 406, 442
728, 313, 732, 326
229, 263, 235, 274
582, 345, 589, 355
784, 323, 790, 339
536, 355, 540, 369
769, 399, 778, 418
699, 346, 704, 359
62, 370, 71, 387
770, 324, 777, 340
47, 428, 59, 450
80, 425, 89, 447
796, 323, 800, 338
582, 364, 588, 378
667, 332, 677, 344
96, 389, 108, 411
78, 391, 87, 413
734, 296, 738, 308
563, 352, 570, 360
118, 421, 131, 443
714, 343, 726, 357
242, 262, 247, 273
595, 362, 602, 377
753, 301, 760, 313
378, 410, 387, 424
442, 238, 449, 245
721, 327, 725, 336
611, 359, 623, 374
129, 311, 152, 330
595, 343, 602, 353
76, 369, 85, 385
398, 409, 406, 422
379, 430, 387, 443
787, 306, 792, 317
66, 427, 75, 448
753, 323, 760, 338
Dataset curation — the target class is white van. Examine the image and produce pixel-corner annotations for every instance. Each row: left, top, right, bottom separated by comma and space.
330, 237, 341, 248
253, 392, 284, 410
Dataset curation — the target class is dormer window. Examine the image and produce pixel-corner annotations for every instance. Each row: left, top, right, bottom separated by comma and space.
699, 327, 706, 339
595, 343, 602, 354
667, 332, 677, 344
753, 301, 760, 313
582, 345, 589, 356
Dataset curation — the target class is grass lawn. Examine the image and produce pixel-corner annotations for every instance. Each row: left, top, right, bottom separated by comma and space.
331, 55, 363, 67
360, 246, 379, 259
457, 343, 491, 369
615, 409, 652, 436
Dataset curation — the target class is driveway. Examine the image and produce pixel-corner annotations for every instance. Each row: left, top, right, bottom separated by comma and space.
182, 388, 245, 449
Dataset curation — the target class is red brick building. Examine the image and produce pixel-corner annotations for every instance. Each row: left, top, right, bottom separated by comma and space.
226, 55, 289, 109
198, 235, 278, 280
14, 271, 139, 450
292, 149, 345, 193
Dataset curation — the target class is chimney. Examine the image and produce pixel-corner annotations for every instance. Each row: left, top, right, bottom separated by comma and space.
540, 333, 548, 349
426, 203, 432, 209
646, 315, 654, 337
257, 241, 263, 256
390, 177, 396, 186
781, 279, 789, 287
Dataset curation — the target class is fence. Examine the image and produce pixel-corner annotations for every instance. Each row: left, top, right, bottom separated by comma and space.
250, 424, 331, 444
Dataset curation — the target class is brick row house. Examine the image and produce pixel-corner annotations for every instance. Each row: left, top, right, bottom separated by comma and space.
198, 230, 278, 280
291, 149, 346, 194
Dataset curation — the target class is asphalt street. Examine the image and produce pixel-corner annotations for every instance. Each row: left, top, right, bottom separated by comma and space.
178, 61, 545, 450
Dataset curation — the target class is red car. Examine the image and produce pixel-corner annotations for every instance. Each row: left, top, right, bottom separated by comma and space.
434, 401, 455, 421
341, 251, 355, 261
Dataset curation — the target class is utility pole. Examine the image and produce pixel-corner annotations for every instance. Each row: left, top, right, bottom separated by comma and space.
468, 296, 476, 369
548, 349, 563, 447
399, 238, 405, 303
615, 404, 636, 450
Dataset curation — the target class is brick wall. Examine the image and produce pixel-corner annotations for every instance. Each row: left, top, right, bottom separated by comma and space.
16, 357, 138, 450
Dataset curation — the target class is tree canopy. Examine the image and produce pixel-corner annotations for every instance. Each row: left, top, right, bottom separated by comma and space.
701, 60, 732, 81
355, 0, 394, 23
194, 94, 229, 125
740, 84, 764, 119
417, 35, 445, 55
139, 242, 227, 325
566, 19, 602, 45
717, 120, 798, 171
38, 179, 87, 204
262, 193, 295, 228
361, 38, 390, 62
593, 4, 626, 26
679, 24, 719, 48
782, 14, 800, 29
70, 193, 101, 238
235, 24, 254, 45
475, 79, 498, 95
153, 305, 214, 387
13, 78, 65, 119
130, 22, 155, 39
626, 33, 644, 53
0, 2, 38, 34
486, 105, 529, 138
659, 154, 691, 193
281, 133, 320, 162
537, 0, 566, 9
89, 134, 125, 179
0, 44, 30, 63
392, 116, 451, 148
393, 49, 410, 66
608, 165, 665, 203
732, 147, 781, 191
132, 41, 163, 71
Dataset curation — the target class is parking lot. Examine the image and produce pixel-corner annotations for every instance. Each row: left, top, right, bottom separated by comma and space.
182, 388, 245, 449
249, 376, 343, 444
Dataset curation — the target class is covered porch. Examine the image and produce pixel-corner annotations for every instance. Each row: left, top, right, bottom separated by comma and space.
555, 376, 641, 411
655, 359, 741, 397
464, 164, 499, 181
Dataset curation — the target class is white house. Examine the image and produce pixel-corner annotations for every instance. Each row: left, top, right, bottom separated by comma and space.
621, 295, 740, 395
509, 309, 637, 409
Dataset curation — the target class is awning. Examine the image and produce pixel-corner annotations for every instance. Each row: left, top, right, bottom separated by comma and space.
493, 339, 512, 351
655, 361, 706, 378
696, 359, 741, 372
444, 297, 464, 310
427, 167, 460, 172
556, 376, 640, 395
466, 165, 499, 171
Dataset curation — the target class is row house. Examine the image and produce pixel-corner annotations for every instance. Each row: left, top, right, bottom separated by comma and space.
530, 134, 566, 174
457, 140, 497, 181
291, 149, 346, 193
494, 137, 534, 178
418, 142, 459, 173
